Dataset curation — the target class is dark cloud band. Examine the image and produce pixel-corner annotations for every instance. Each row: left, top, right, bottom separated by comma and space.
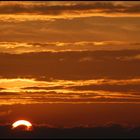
0, 2, 140, 15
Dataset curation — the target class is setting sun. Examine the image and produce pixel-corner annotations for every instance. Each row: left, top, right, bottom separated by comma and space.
12, 120, 32, 131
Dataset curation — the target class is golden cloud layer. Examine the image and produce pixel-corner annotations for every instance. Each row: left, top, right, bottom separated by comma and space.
0, 41, 140, 54
0, 1, 140, 21
0, 78, 140, 105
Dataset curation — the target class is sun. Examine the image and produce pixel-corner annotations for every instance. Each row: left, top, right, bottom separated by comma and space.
12, 120, 33, 131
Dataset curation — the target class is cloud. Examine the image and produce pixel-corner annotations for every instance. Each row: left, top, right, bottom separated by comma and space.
0, 77, 140, 105
0, 41, 140, 54
0, 50, 139, 105
0, 1, 140, 18
118, 54, 140, 61
0, 50, 139, 80
0, 15, 139, 43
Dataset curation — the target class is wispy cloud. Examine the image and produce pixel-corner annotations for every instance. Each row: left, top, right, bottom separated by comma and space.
0, 41, 140, 54
0, 78, 140, 105
0, 1, 140, 22
117, 54, 140, 61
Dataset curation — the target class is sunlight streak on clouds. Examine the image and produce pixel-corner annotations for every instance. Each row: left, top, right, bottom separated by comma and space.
0, 78, 140, 105
0, 1, 140, 22
0, 41, 140, 54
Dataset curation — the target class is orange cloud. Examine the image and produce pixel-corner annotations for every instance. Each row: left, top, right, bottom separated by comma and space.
0, 78, 140, 105
0, 1, 140, 22
0, 41, 140, 54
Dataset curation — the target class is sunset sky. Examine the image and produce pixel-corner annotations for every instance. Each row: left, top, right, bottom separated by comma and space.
0, 1, 140, 128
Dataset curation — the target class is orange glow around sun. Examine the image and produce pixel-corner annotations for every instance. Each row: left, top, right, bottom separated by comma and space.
12, 120, 32, 131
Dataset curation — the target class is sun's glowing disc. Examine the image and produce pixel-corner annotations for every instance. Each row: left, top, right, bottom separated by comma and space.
12, 120, 32, 131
